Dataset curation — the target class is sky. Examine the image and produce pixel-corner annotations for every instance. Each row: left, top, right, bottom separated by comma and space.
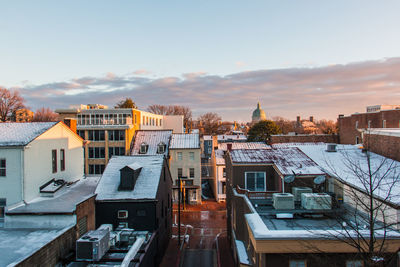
1, 1, 400, 122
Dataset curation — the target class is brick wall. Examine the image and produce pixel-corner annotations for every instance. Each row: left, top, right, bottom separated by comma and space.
364, 134, 400, 162
76, 196, 96, 238
338, 109, 400, 144
270, 134, 339, 144
17, 226, 76, 267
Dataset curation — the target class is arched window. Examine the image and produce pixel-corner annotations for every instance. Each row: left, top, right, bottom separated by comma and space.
157, 142, 166, 154
140, 142, 149, 154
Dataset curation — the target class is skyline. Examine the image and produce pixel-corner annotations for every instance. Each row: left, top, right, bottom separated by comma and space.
1, 1, 400, 121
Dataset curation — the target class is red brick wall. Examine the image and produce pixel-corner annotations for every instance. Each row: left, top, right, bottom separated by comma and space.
364, 134, 400, 162
76, 196, 96, 238
338, 109, 400, 144
17, 226, 76, 267
270, 134, 339, 144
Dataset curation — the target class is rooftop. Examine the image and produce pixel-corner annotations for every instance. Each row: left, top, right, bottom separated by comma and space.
7, 177, 99, 214
95, 156, 164, 201
363, 128, 400, 137
0, 122, 57, 147
0, 226, 72, 267
170, 133, 200, 149
230, 148, 325, 176
218, 142, 270, 151
277, 143, 400, 206
131, 130, 172, 155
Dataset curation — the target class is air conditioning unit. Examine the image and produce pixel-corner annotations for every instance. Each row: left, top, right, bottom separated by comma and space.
273, 193, 294, 210
76, 229, 110, 261
292, 187, 313, 202
301, 193, 332, 210
326, 143, 337, 152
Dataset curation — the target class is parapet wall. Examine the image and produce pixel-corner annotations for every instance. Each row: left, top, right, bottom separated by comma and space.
270, 134, 339, 144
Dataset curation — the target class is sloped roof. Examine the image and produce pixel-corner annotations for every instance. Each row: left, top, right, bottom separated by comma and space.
230, 148, 324, 176
0, 122, 57, 147
170, 133, 200, 149
131, 130, 172, 155
95, 156, 164, 201
218, 142, 270, 151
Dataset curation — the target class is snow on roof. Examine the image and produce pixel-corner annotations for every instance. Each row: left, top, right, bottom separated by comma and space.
170, 133, 200, 149
7, 177, 99, 214
203, 135, 212, 141
218, 142, 270, 151
289, 144, 400, 205
0, 226, 72, 267
364, 128, 400, 137
95, 156, 164, 201
230, 148, 325, 176
0, 122, 57, 147
218, 134, 247, 141
131, 130, 172, 155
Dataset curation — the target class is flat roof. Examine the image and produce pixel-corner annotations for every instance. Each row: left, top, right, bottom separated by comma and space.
7, 177, 99, 214
0, 227, 72, 266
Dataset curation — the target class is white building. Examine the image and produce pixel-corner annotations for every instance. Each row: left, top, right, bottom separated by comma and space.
0, 122, 84, 223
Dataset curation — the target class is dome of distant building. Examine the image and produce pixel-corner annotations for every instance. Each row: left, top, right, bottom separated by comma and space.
252, 102, 267, 122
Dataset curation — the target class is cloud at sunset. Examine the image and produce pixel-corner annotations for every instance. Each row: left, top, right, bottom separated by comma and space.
14, 57, 400, 122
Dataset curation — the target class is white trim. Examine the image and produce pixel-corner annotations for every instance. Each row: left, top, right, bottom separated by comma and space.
244, 171, 266, 192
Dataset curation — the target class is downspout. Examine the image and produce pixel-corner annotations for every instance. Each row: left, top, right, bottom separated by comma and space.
120, 236, 145, 267
20, 147, 25, 203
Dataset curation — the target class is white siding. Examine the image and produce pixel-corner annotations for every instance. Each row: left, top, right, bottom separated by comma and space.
0, 148, 23, 206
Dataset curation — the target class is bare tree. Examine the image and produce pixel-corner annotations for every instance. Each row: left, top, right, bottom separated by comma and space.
316, 119, 337, 134
319, 143, 400, 266
147, 104, 192, 129
32, 107, 59, 122
197, 112, 222, 135
0, 88, 25, 122
272, 116, 296, 134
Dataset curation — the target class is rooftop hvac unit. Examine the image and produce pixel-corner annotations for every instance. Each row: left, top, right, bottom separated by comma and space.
76, 229, 110, 261
292, 187, 313, 202
326, 143, 337, 152
301, 193, 332, 210
273, 193, 294, 210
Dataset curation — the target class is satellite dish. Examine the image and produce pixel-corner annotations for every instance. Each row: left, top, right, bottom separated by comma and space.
314, 175, 326, 185
284, 175, 295, 183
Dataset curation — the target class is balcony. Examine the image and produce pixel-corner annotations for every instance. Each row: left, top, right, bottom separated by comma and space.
78, 117, 132, 126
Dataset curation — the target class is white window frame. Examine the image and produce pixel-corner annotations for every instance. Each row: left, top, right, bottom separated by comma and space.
245, 172, 266, 192
382, 120, 386, 128
355, 121, 358, 129
117, 210, 128, 219
189, 152, 195, 160
157, 142, 166, 154
177, 152, 183, 161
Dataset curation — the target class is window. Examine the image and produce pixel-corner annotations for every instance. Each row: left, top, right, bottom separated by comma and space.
289, 260, 306, 267
88, 130, 105, 141
355, 121, 358, 129
117, 210, 128, 219
157, 142, 166, 154
77, 130, 85, 139
137, 209, 146, 216
0, 199, 6, 219
177, 152, 183, 160
88, 164, 105, 174
189, 168, 195, 178
89, 147, 105, 158
368, 120, 371, 128
140, 143, 149, 154
382, 120, 386, 128
178, 168, 183, 178
109, 130, 125, 141
52, 150, 57, 173
355, 136, 360, 144
118, 222, 128, 228
346, 260, 362, 267
245, 172, 266, 191
0, 159, 6, 177
60, 149, 65, 171
134, 114, 137, 124
223, 168, 226, 177
109, 147, 125, 158
160, 119, 162, 126
189, 152, 195, 160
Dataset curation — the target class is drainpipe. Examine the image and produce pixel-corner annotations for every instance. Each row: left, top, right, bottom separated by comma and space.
120, 236, 145, 267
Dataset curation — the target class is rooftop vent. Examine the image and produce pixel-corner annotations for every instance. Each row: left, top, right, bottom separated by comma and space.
292, 187, 313, 202
301, 193, 332, 210
326, 143, 337, 152
119, 163, 142, 191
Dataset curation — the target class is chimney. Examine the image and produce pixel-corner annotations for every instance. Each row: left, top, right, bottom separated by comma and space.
227, 143, 232, 152
338, 114, 344, 119
64, 118, 77, 133
309, 116, 314, 123
119, 163, 142, 191
296, 116, 301, 127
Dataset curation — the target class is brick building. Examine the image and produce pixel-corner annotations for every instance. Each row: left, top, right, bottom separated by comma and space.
338, 106, 400, 144
363, 129, 400, 162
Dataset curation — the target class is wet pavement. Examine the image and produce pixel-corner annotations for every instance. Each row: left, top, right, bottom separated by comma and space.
159, 200, 234, 267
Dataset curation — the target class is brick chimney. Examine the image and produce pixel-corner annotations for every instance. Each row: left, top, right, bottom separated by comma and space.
227, 143, 232, 152
296, 116, 301, 127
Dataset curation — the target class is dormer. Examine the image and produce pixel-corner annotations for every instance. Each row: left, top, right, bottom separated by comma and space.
157, 142, 166, 154
119, 163, 142, 191
140, 142, 149, 154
